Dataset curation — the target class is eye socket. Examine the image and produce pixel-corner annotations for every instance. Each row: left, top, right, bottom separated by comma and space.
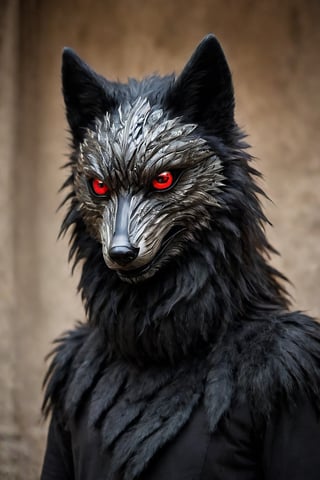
90, 178, 109, 196
152, 171, 174, 191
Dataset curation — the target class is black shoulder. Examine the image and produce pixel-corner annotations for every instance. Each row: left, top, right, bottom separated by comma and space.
236, 313, 320, 417
42, 322, 107, 419
205, 312, 320, 431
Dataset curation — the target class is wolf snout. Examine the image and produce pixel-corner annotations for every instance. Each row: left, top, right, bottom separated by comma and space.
107, 194, 140, 266
109, 244, 139, 266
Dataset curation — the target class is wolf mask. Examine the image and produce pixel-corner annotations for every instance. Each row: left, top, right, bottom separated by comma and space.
62, 35, 253, 282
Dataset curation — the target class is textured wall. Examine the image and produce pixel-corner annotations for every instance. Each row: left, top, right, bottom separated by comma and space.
0, 0, 319, 477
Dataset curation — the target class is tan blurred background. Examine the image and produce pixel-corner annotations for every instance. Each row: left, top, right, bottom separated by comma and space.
0, 0, 319, 478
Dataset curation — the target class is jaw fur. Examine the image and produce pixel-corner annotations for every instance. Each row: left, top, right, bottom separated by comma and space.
115, 225, 187, 283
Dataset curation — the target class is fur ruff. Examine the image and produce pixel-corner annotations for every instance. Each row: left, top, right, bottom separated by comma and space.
44, 313, 320, 478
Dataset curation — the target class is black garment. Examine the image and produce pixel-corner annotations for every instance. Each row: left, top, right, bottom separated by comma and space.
41, 395, 320, 480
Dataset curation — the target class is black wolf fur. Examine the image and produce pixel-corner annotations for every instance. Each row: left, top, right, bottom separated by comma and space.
43, 35, 320, 479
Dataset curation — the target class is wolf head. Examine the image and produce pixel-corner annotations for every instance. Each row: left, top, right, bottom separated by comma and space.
61, 35, 288, 360
61, 35, 239, 283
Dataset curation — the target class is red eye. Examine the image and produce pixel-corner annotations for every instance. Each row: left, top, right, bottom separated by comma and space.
152, 171, 174, 191
91, 178, 109, 196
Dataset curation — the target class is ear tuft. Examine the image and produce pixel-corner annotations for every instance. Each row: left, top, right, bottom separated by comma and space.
165, 35, 235, 136
62, 48, 116, 143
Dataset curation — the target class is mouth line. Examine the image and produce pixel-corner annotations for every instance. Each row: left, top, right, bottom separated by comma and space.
118, 226, 185, 279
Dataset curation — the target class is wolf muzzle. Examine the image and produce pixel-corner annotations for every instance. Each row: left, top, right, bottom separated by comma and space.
109, 194, 139, 266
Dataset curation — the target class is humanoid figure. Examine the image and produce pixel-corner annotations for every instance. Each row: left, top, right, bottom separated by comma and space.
41, 35, 320, 480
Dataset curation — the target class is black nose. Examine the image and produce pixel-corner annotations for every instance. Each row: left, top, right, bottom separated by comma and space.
109, 245, 139, 266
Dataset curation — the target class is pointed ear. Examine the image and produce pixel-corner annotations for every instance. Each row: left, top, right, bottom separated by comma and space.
166, 35, 235, 135
62, 48, 116, 143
